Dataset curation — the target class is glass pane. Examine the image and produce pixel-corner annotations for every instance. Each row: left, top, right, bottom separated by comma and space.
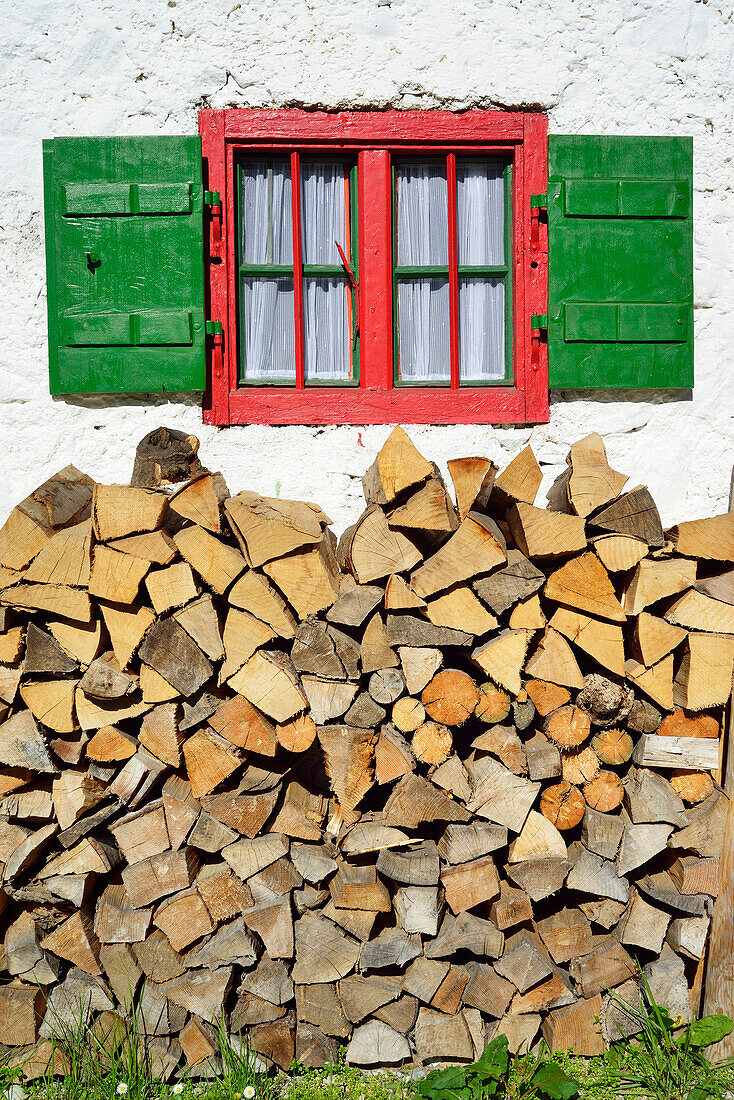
240, 161, 293, 265
397, 162, 449, 266
301, 162, 350, 265
459, 277, 505, 382
304, 278, 352, 383
398, 278, 450, 383
241, 277, 295, 382
457, 160, 505, 266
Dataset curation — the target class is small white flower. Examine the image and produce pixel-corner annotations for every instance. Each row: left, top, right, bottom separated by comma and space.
117, 1086, 128, 1096
243, 1086, 256, 1098
173, 1086, 184, 1095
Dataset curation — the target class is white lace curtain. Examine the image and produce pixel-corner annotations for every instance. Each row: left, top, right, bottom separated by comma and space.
301, 164, 351, 381
240, 160, 351, 383
397, 159, 506, 383
241, 161, 293, 265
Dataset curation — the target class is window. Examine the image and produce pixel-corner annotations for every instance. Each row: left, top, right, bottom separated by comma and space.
201, 110, 549, 424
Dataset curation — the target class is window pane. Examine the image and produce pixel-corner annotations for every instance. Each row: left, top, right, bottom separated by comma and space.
241, 162, 293, 265
398, 278, 450, 382
301, 163, 350, 265
397, 162, 448, 266
459, 277, 505, 382
304, 278, 352, 382
241, 278, 295, 382
457, 160, 505, 266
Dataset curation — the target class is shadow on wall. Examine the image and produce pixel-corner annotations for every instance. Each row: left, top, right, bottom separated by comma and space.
52, 392, 204, 411
551, 389, 693, 407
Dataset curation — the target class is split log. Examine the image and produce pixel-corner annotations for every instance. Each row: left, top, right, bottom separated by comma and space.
545, 552, 625, 622
441, 853, 500, 913
411, 513, 506, 599
471, 630, 534, 695
474, 549, 544, 615
536, 908, 592, 964
466, 756, 540, 833
542, 995, 604, 1056
525, 628, 584, 690
593, 533, 648, 573
448, 457, 497, 520
507, 504, 586, 562
623, 557, 697, 616
338, 505, 422, 584
362, 426, 433, 505
263, 537, 340, 618
425, 586, 497, 636
590, 486, 664, 548
550, 607, 625, 677
389, 477, 458, 537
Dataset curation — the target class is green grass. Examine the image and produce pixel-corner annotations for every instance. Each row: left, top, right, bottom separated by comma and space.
2, 985, 734, 1100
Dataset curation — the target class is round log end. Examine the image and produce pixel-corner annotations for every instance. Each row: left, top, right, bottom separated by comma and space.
540, 781, 586, 830
422, 669, 479, 726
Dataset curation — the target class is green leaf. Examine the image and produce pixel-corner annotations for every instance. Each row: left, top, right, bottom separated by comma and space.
688, 1016, 734, 1048
530, 1063, 580, 1100
418, 1067, 468, 1097
688, 1086, 718, 1100
475, 1036, 509, 1079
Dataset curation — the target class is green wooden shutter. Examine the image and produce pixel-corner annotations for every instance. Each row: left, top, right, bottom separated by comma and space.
547, 135, 693, 389
43, 136, 205, 394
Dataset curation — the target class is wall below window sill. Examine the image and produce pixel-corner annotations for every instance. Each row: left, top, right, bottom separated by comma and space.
0, 381, 721, 538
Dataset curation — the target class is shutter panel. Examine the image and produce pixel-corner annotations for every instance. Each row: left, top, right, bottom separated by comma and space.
547, 135, 693, 389
43, 136, 205, 394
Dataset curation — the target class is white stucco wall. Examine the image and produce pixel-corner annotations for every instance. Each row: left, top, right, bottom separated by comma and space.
1, 0, 732, 533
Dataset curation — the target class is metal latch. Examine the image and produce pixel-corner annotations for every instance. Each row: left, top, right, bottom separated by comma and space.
530, 194, 547, 251
205, 191, 223, 251
531, 315, 547, 374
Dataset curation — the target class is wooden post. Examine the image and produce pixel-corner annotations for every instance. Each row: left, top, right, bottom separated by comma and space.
702, 467, 734, 1054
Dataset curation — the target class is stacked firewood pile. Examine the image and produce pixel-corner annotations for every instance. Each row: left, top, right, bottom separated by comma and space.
0, 427, 731, 1075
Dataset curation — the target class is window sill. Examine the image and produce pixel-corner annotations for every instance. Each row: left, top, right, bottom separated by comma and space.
204, 385, 547, 425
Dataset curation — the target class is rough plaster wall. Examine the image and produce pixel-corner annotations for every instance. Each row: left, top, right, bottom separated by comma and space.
0, 0, 732, 532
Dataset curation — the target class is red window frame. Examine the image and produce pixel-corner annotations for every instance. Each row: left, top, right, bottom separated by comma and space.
200, 109, 548, 426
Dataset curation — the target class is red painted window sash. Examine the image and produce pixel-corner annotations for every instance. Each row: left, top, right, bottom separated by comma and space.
290, 151, 306, 389
201, 109, 550, 427
446, 153, 460, 389
358, 149, 393, 391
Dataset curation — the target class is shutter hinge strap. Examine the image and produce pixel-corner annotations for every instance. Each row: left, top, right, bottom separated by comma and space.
530, 194, 548, 209
204, 191, 221, 207
531, 314, 548, 330
206, 321, 223, 336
